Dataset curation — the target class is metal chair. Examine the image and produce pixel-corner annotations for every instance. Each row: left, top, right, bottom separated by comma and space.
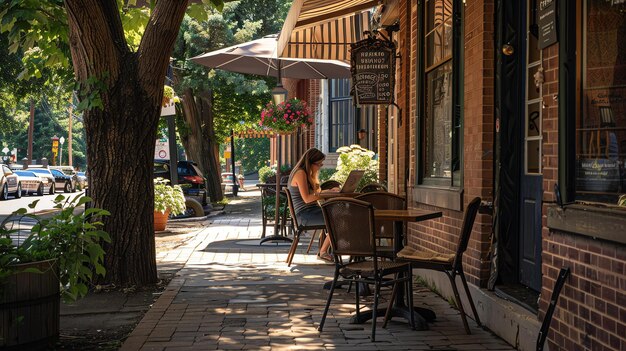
355, 191, 405, 259
260, 186, 289, 237
360, 182, 387, 193
318, 198, 414, 341
283, 188, 326, 266
390, 197, 482, 334
301, 180, 340, 254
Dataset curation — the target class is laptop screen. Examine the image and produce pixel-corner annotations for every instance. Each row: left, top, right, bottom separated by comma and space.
340, 170, 365, 193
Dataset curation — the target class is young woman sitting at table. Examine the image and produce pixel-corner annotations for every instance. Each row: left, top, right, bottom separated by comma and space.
288, 147, 337, 262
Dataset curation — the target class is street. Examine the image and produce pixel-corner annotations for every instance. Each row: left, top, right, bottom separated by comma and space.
0, 191, 85, 222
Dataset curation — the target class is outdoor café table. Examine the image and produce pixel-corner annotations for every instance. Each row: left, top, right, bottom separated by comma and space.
256, 183, 291, 244
348, 208, 443, 330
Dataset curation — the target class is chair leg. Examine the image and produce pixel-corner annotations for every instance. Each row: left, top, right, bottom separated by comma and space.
382, 275, 399, 329
459, 269, 481, 327
447, 271, 470, 334
306, 230, 318, 254
354, 279, 360, 320
406, 268, 415, 330
319, 269, 339, 332
372, 279, 381, 341
286, 230, 301, 266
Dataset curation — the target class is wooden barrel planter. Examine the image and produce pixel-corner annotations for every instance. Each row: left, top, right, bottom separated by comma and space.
154, 209, 170, 231
0, 259, 60, 350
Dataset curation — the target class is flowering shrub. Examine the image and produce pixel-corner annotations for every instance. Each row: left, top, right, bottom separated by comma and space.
331, 145, 379, 191
259, 98, 313, 133
154, 178, 186, 215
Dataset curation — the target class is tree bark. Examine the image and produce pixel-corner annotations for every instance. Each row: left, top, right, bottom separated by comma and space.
178, 87, 223, 201
64, 0, 189, 286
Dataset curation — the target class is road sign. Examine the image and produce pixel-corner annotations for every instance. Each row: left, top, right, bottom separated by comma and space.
59, 136, 65, 145
154, 139, 170, 160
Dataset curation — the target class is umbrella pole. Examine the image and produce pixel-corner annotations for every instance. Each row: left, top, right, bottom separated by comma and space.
260, 133, 292, 245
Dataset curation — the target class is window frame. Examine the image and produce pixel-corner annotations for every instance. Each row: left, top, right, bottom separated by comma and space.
415, 0, 464, 192
559, 0, 626, 206
328, 78, 355, 152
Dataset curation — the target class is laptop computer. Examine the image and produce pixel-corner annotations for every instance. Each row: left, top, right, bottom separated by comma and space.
340, 170, 365, 193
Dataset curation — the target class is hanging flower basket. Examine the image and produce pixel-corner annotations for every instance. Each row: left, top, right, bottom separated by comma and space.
259, 98, 313, 134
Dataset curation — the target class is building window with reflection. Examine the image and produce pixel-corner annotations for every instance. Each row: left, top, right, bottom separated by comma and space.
575, 0, 626, 204
420, 0, 461, 187
329, 79, 356, 152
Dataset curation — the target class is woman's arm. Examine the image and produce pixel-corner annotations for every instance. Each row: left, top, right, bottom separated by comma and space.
291, 169, 320, 204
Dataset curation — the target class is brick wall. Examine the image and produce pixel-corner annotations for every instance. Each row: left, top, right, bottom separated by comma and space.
401, 0, 495, 287
539, 9, 626, 350
542, 231, 626, 351
306, 80, 321, 150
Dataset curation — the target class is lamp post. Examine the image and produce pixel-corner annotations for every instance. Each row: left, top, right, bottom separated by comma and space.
269, 58, 289, 242
59, 136, 65, 166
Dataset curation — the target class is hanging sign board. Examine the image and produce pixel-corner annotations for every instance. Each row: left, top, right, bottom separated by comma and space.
350, 38, 396, 105
537, 0, 558, 49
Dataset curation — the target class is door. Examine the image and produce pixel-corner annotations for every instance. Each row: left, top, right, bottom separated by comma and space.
518, 0, 543, 292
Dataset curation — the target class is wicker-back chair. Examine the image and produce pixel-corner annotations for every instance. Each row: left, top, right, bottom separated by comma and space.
355, 192, 405, 258
320, 179, 341, 190
283, 188, 327, 266
360, 182, 387, 193
319, 197, 414, 341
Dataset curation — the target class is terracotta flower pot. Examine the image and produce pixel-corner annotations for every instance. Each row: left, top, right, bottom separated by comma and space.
154, 209, 170, 231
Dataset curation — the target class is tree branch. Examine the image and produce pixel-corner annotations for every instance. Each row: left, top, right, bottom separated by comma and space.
64, 0, 128, 84
138, 0, 189, 101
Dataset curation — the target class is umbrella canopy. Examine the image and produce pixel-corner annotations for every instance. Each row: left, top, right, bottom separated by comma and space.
189, 35, 351, 79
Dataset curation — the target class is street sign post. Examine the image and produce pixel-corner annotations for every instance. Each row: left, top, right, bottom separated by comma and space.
51, 136, 59, 166
59, 136, 65, 165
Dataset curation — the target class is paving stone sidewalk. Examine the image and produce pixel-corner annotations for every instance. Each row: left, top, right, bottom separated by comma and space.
121, 190, 515, 351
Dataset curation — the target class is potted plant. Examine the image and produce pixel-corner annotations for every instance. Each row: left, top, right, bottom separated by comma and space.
259, 98, 313, 134
154, 178, 186, 231
0, 195, 110, 349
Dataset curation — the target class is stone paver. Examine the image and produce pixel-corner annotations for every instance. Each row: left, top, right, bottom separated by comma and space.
122, 190, 515, 351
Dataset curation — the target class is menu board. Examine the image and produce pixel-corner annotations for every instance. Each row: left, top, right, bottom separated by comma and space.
350, 38, 396, 105
537, 0, 558, 49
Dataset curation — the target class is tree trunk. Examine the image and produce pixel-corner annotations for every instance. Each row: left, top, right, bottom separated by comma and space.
179, 88, 223, 201
64, 0, 189, 286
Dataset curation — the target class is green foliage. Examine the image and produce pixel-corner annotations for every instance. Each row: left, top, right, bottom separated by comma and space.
0, 195, 111, 301
331, 145, 379, 191
318, 168, 337, 183
154, 178, 186, 215
258, 166, 274, 183
235, 137, 270, 174
259, 98, 313, 133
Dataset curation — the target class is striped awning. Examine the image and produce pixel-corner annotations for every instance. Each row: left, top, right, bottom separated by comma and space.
278, 0, 376, 62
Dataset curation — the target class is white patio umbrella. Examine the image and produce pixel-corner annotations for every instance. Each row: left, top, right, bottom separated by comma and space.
189, 35, 351, 79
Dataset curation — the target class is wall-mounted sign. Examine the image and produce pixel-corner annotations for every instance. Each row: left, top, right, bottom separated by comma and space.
350, 38, 396, 105
154, 138, 169, 160
537, 0, 558, 49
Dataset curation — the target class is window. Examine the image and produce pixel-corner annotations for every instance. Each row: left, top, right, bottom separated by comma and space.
420, 0, 462, 187
329, 79, 355, 152
574, 0, 626, 204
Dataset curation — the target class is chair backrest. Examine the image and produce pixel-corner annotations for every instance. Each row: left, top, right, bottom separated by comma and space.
279, 175, 290, 184
453, 197, 481, 269
321, 198, 376, 257
360, 182, 387, 193
283, 188, 301, 229
320, 179, 341, 190
355, 192, 405, 238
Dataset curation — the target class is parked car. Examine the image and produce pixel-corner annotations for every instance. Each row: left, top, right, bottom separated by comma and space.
154, 160, 208, 206
1, 164, 20, 200
76, 171, 88, 190
27, 168, 56, 194
13, 170, 45, 196
50, 168, 77, 193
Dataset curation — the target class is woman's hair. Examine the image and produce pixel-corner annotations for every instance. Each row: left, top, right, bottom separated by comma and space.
289, 147, 325, 193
